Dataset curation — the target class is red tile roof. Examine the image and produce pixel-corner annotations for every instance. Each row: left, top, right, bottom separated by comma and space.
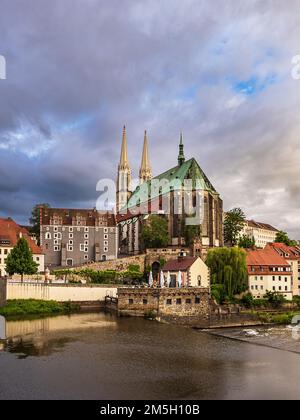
246, 248, 290, 267
266, 243, 300, 260
40, 207, 116, 227
162, 257, 198, 271
0, 218, 42, 254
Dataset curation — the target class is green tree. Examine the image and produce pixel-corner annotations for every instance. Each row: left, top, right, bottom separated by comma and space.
224, 208, 246, 246
275, 231, 296, 246
206, 247, 248, 301
183, 223, 201, 247
29, 203, 50, 245
238, 235, 255, 249
5, 237, 38, 281
264, 290, 285, 308
141, 215, 169, 248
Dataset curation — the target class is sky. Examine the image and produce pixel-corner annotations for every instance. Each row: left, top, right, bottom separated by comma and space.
1, 0, 300, 238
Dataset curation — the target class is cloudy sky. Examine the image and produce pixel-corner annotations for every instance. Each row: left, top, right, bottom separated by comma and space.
1, 0, 300, 237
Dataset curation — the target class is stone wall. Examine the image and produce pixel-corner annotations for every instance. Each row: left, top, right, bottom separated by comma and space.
117, 287, 210, 320
7, 281, 118, 302
75, 254, 146, 272
0, 279, 7, 307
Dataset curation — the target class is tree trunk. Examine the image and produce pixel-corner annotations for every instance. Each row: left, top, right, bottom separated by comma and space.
21, 273, 24, 283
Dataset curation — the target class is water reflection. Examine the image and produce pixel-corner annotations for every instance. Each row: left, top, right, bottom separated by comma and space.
1, 313, 300, 399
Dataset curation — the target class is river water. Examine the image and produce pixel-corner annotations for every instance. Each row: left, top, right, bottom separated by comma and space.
1, 312, 300, 400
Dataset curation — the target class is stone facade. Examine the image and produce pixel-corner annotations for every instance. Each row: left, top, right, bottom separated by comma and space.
40, 207, 118, 268
117, 287, 211, 320
0, 279, 7, 307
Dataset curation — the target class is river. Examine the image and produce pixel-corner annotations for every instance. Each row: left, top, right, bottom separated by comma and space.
1, 312, 300, 400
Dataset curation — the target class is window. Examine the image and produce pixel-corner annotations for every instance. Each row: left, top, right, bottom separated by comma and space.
279, 286, 282, 291
54, 239, 58, 245
279, 276, 281, 281
128, 299, 133, 305
260, 276, 263, 281
84, 240, 88, 246
77, 227, 81, 232
285, 286, 288, 291
272, 276, 275, 281
186, 298, 192, 304
80, 244, 84, 251
104, 247, 108, 252
69, 240, 73, 245
104, 241, 108, 246
104, 234, 108, 240
251, 285, 254, 290
176, 298, 182, 305
69, 227, 73, 232
84, 227, 89, 233
69, 233, 73, 239
54, 226, 58, 232
261, 285, 263, 290
67, 245, 73, 252
104, 228, 108, 233
285, 278, 287, 282
84, 255, 88, 260
54, 246, 60, 252
195, 297, 200, 304
273, 286, 275, 291
84, 247, 88, 253
45, 232, 51, 240
143, 299, 148, 305
84, 233, 89, 239
166, 299, 172, 305
197, 275, 201, 286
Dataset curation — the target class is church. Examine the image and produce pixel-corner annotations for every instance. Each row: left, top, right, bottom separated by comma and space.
116, 126, 223, 256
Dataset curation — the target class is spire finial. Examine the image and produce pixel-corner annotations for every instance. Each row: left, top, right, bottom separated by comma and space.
119, 125, 128, 166
178, 132, 185, 166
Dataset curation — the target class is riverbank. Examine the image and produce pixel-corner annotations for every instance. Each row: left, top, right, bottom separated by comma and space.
0, 299, 80, 320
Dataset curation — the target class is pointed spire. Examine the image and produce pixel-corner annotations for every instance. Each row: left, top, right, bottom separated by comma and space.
139, 130, 152, 183
119, 125, 129, 167
178, 132, 185, 166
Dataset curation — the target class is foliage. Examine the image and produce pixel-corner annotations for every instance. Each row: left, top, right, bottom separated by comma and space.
256, 311, 300, 325
5, 238, 38, 280
53, 266, 145, 284
224, 208, 246, 246
263, 291, 285, 308
211, 284, 225, 304
240, 292, 254, 308
275, 231, 296, 246
238, 235, 255, 249
141, 215, 169, 248
0, 299, 79, 318
183, 224, 201, 247
293, 296, 300, 309
29, 203, 50, 245
206, 247, 248, 300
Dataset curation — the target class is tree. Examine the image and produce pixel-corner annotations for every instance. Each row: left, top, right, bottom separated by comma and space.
5, 237, 38, 281
183, 223, 201, 247
141, 215, 169, 248
206, 247, 248, 301
275, 231, 296, 246
224, 208, 246, 246
238, 235, 255, 249
264, 291, 285, 308
29, 203, 50, 245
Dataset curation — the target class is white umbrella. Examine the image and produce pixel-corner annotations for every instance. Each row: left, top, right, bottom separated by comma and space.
166, 271, 171, 287
177, 270, 182, 288
160, 270, 165, 288
148, 271, 153, 287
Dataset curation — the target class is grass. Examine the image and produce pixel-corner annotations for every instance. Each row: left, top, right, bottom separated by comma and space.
0, 299, 80, 319
254, 311, 300, 325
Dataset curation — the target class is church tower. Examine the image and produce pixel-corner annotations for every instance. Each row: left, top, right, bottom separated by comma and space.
116, 125, 132, 213
178, 132, 185, 166
139, 130, 152, 184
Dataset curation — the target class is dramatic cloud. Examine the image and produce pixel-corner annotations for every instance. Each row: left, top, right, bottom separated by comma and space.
1, 0, 300, 237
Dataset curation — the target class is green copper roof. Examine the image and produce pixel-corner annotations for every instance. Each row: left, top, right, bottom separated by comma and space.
124, 158, 218, 211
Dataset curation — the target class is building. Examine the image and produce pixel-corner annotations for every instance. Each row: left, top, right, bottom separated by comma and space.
117, 127, 223, 255
265, 242, 300, 296
0, 217, 44, 276
162, 252, 210, 288
40, 208, 118, 268
246, 248, 293, 300
239, 219, 278, 248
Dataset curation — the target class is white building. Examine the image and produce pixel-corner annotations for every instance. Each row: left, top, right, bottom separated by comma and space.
0, 218, 44, 276
240, 220, 278, 248
246, 248, 293, 300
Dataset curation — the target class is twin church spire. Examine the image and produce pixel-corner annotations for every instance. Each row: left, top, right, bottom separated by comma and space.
117, 126, 185, 212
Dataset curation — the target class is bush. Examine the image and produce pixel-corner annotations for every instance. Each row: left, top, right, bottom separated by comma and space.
241, 293, 254, 308
264, 291, 285, 308
0, 299, 79, 318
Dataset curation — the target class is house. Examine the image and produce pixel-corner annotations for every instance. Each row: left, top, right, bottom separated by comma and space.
265, 242, 300, 296
246, 248, 293, 300
161, 251, 210, 288
0, 217, 44, 276
239, 219, 278, 248
40, 207, 118, 268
